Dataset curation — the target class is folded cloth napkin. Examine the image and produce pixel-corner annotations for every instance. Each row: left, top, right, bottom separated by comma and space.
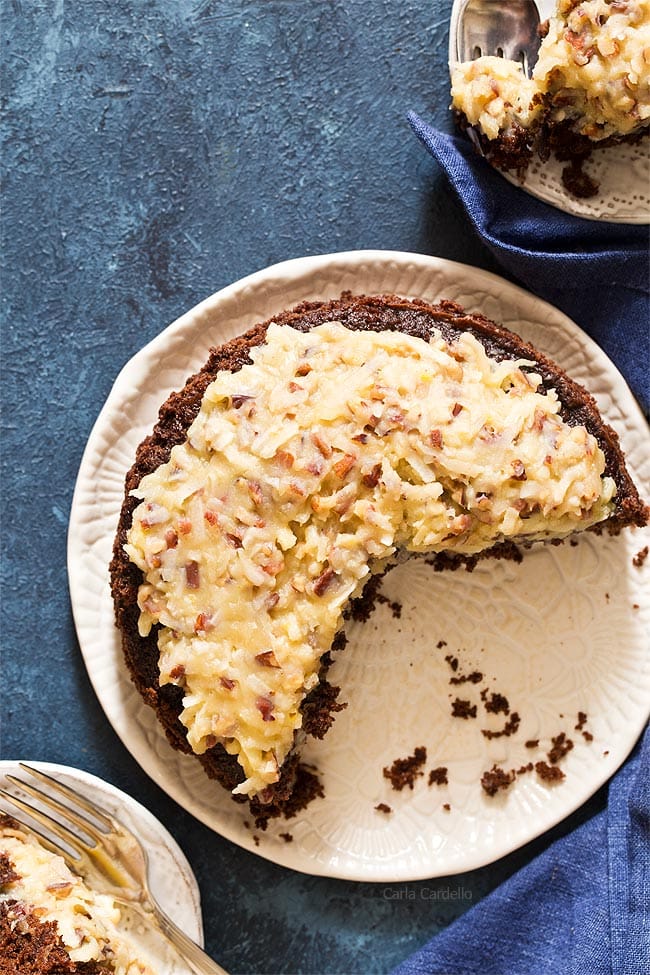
392, 724, 649, 975
407, 114, 650, 417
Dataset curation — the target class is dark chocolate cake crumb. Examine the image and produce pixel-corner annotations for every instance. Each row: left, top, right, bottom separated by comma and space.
535, 761, 566, 783
451, 698, 477, 719
481, 764, 516, 797
383, 747, 427, 791
576, 711, 594, 742
481, 711, 521, 740
450, 670, 483, 686
547, 732, 574, 765
279, 832, 294, 842
632, 545, 648, 568
525, 739, 539, 749
428, 767, 449, 786
517, 762, 534, 775
483, 691, 510, 715
444, 654, 459, 672
375, 802, 393, 814
442, 803, 451, 811
437, 640, 448, 649
253, 834, 260, 847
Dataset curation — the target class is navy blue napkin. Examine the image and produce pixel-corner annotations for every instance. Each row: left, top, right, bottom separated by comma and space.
392, 724, 649, 975
407, 114, 650, 417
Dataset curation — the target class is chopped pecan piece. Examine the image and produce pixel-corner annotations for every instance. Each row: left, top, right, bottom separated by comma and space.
311, 432, 332, 457
429, 429, 444, 449
256, 697, 275, 721
313, 567, 335, 596
255, 650, 281, 668
332, 453, 356, 478
362, 463, 382, 488
275, 450, 294, 468
185, 560, 200, 589
231, 394, 253, 409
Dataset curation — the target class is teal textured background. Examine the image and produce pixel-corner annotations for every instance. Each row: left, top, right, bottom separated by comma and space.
1, 2, 606, 971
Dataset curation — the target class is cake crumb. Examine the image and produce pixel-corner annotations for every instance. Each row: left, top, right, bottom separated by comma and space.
535, 761, 565, 783
548, 732, 574, 765
481, 764, 516, 796
445, 654, 459, 672
428, 767, 449, 786
279, 832, 293, 842
575, 712, 593, 741
517, 762, 534, 775
451, 698, 477, 719
375, 802, 393, 814
525, 739, 539, 749
482, 691, 510, 715
632, 545, 648, 568
442, 803, 451, 811
481, 711, 521, 739
450, 670, 483, 686
253, 834, 260, 847
383, 747, 427, 791
437, 639, 448, 649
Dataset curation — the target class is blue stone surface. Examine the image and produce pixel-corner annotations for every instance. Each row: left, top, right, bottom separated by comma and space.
1, 2, 606, 972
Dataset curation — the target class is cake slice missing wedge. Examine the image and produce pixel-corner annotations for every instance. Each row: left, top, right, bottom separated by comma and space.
110, 293, 647, 821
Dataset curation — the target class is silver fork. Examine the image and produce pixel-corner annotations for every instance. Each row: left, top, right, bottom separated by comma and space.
451, 0, 544, 77
0, 764, 228, 975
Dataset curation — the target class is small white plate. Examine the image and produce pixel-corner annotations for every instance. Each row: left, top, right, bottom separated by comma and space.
0, 761, 203, 971
448, 0, 650, 224
68, 250, 650, 881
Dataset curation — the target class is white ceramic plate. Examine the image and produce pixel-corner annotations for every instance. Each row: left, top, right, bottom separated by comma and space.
68, 251, 650, 881
0, 761, 203, 971
448, 0, 650, 224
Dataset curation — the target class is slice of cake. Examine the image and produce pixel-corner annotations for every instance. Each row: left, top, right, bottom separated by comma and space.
0, 814, 154, 975
110, 293, 647, 821
451, 0, 650, 196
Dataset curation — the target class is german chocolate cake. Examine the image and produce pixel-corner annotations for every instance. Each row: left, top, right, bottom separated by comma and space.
451, 0, 650, 196
0, 814, 153, 974
110, 293, 648, 821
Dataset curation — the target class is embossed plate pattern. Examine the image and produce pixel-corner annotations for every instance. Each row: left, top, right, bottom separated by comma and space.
448, 0, 650, 224
0, 761, 203, 971
68, 251, 650, 881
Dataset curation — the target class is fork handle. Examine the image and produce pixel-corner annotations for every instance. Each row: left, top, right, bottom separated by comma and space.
152, 904, 229, 975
